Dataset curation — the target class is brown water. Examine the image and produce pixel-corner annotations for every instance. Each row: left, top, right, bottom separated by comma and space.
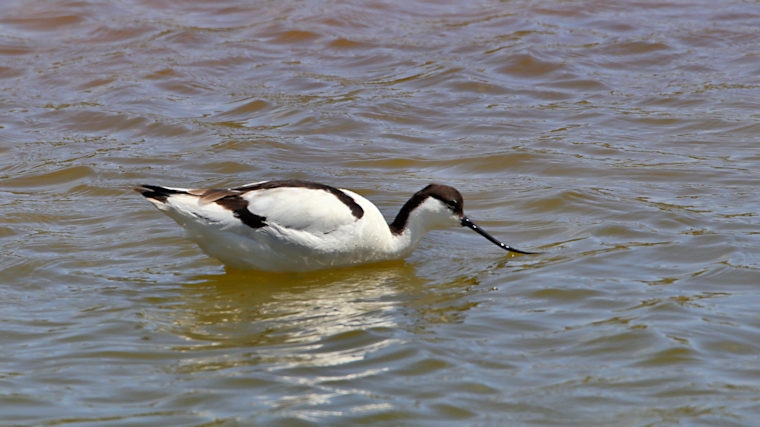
2, 0, 759, 425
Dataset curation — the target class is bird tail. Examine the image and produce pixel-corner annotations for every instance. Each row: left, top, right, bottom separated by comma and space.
134, 185, 189, 203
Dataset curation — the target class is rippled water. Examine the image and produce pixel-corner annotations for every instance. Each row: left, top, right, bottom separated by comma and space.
2, 0, 760, 424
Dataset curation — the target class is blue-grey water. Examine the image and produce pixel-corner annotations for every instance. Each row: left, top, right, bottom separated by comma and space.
2, 0, 759, 425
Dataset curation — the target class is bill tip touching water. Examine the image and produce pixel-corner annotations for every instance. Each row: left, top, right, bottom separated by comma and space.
135, 180, 539, 272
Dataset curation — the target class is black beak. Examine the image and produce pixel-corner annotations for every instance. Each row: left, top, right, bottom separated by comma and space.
461, 217, 539, 255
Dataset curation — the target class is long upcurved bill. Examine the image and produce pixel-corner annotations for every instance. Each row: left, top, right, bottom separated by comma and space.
461, 217, 539, 255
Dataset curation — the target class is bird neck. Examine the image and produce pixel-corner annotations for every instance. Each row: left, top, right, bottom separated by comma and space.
389, 193, 424, 235
385, 207, 438, 257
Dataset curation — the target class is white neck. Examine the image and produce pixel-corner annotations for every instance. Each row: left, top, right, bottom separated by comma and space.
382, 198, 457, 258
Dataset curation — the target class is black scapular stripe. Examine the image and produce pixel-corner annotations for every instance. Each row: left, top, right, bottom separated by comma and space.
215, 195, 267, 229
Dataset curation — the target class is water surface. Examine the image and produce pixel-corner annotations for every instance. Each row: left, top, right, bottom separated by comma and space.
2, 0, 759, 425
